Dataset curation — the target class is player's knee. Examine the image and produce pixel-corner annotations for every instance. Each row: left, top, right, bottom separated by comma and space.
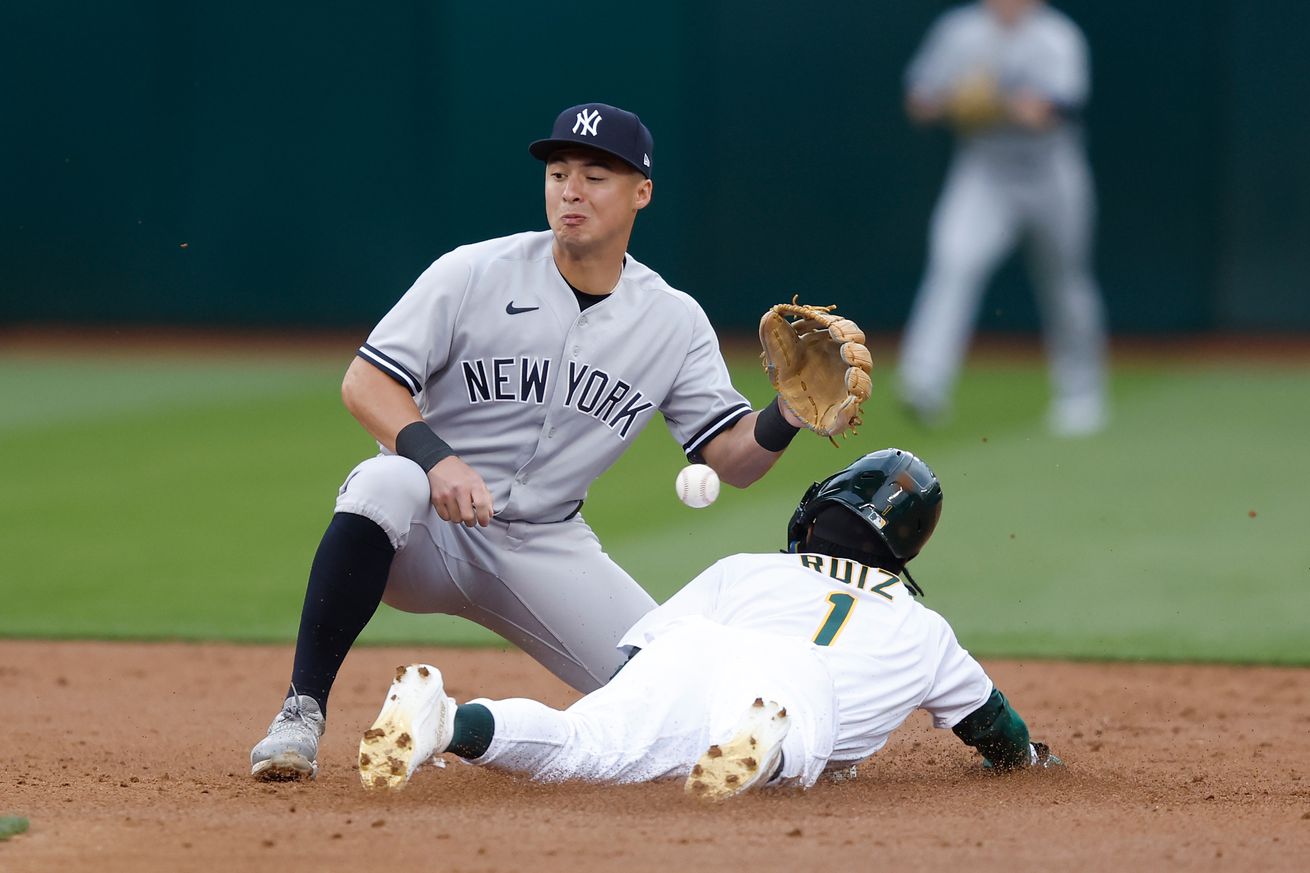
334, 455, 431, 548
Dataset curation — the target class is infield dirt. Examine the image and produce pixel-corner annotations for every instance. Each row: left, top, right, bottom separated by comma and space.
2, 640, 1307, 872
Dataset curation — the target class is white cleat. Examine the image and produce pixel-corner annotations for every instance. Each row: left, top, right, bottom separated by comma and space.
358, 664, 455, 791
685, 697, 790, 802
1047, 395, 1108, 438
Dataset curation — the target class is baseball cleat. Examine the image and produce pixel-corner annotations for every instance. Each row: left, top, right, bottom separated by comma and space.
358, 664, 455, 791
1047, 395, 1107, 438
251, 694, 326, 781
685, 697, 790, 802
825, 762, 859, 783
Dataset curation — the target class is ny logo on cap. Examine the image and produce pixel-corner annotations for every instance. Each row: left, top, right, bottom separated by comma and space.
573, 108, 602, 137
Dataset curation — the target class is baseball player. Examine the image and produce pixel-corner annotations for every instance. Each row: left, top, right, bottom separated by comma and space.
357, 449, 1063, 799
250, 102, 836, 781
897, 0, 1109, 436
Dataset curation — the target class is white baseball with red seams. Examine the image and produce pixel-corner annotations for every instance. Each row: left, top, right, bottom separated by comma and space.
675, 464, 720, 508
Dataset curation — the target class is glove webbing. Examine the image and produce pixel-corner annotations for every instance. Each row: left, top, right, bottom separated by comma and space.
770, 301, 838, 321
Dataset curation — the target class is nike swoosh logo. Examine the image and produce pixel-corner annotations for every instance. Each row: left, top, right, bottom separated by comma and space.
506, 302, 540, 315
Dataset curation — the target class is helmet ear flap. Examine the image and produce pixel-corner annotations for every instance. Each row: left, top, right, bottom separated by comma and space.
786, 482, 825, 550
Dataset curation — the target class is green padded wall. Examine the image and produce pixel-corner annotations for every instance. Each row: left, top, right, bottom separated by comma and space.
2, 1, 1305, 331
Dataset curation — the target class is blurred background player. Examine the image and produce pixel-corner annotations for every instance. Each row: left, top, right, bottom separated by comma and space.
897, 0, 1108, 436
357, 449, 1062, 799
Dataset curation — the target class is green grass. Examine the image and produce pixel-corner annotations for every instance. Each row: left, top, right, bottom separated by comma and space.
0, 816, 30, 841
1, 348, 1306, 663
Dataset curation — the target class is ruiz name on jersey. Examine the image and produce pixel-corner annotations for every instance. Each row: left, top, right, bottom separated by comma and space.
461, 356, 654, 440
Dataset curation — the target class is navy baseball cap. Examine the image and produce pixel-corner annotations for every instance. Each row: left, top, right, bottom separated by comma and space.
529, 103, 654, 178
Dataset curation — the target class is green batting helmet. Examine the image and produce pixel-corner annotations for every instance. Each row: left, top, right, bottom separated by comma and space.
786, 448, 944, 564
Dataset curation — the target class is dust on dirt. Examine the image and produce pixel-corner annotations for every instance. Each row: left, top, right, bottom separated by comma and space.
2, 640, 1308, 872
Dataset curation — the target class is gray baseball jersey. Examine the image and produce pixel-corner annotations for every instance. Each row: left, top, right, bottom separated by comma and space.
357, 230, 751, 523
905, 1, 1089, 161
336, 229, 754, 692
897, 2, 1108, 431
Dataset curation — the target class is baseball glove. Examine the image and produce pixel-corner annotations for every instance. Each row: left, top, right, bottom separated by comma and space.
759, 298, 872, 438
945, 70, 1006, 134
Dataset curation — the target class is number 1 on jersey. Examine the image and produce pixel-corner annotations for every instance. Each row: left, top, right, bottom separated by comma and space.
813, 592, 856, 646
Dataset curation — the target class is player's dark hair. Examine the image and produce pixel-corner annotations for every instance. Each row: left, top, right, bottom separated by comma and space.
804, 505, 905, 574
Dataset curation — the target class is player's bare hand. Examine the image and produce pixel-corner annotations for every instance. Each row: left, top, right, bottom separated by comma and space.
906, 93, 945, 125
1007, 90, 1055, 130
779, 403, 805, 429
428, 456, 493, 527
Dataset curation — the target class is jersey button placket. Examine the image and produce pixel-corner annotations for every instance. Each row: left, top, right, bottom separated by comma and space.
572, 314, 587, 357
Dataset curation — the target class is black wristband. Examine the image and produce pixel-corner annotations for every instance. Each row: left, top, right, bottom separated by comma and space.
754, 396, 801, 453
394, 421, 456, 473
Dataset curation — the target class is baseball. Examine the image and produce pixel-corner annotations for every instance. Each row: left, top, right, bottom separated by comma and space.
675, 464, 720, 509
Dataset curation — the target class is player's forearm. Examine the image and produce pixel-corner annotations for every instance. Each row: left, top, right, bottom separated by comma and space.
341, 356, 425, 451
699, 405, 798, 488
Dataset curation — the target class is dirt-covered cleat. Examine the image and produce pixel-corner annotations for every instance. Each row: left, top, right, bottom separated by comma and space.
358, 664, 456, 790
685, 697, 790, 802
825, 762, 859, 783
251, 694, 326, 781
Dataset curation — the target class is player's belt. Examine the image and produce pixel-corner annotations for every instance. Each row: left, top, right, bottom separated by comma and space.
496, 500, 584, 525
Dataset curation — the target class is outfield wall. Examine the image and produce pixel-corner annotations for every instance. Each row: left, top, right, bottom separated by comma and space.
3, 1, 1307, 333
